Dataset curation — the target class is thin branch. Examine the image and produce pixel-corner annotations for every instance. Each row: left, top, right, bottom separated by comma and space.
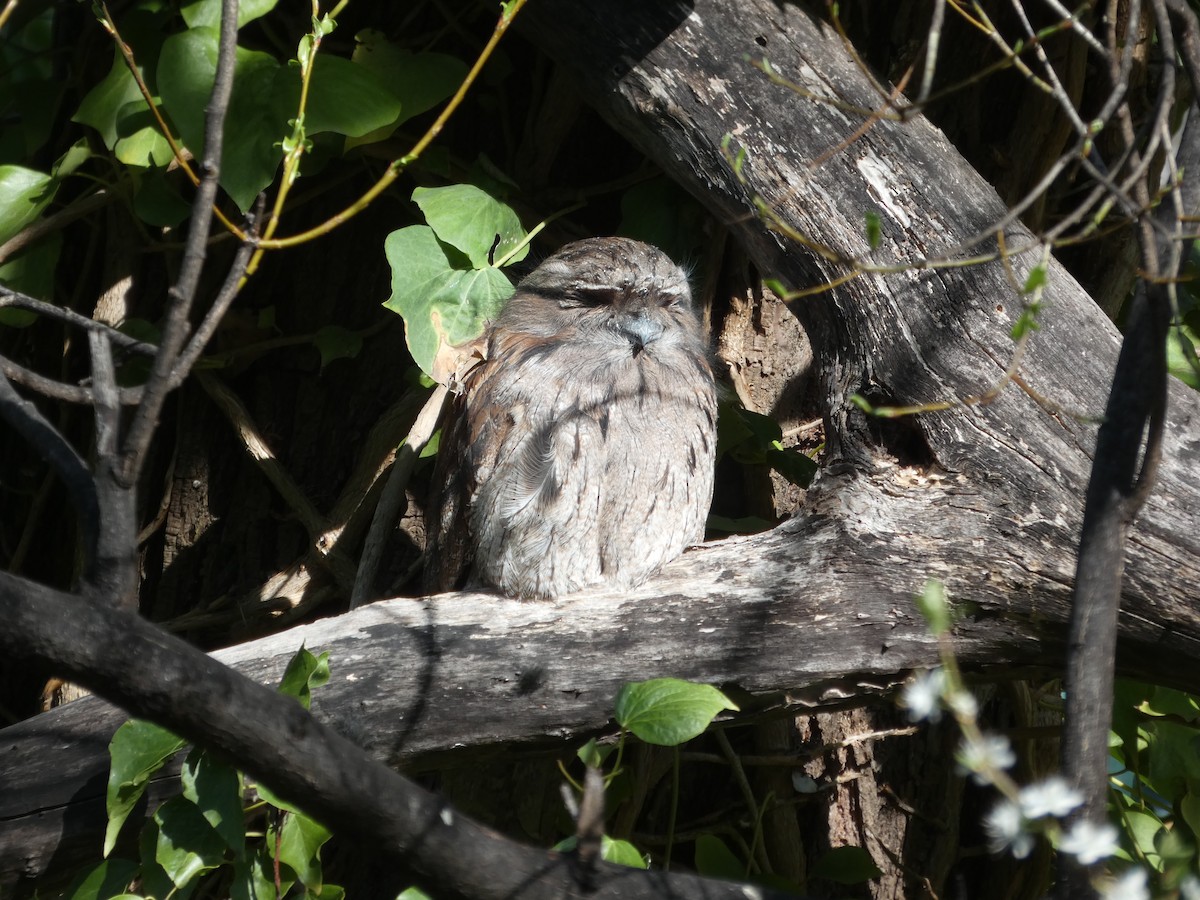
0, 371, 99, 576
0, 354, 143, 406
170, 207, 260, 389
1036, 0, 1110, 57
1007, 0, 1090, 137
0, 286, 158, 357
916, 0, 946, 105
248, 0, 529, 252
351, 383, 449, 609
85, 330, 139, 608
117, 0, 240, 486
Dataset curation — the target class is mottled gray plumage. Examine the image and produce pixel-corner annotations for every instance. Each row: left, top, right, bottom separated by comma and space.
424, 237, 717, 600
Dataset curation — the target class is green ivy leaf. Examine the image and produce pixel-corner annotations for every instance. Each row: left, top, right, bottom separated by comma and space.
0, 10, 58, 161
73, 55, 146, 150
63, 858, 140, 900
105, 720, 188, 856
180, 747, 245, 852
602, 836, 649, 869
614, 678, 738, 746
0, 164, 55, 244
412, 184, 528, 268
766, 443, 817, 487
1167, 324, 1200, 390
153, 795, 227, 888
135, 818, 176, 900
347, 31, 467, 148
157, 28, 286, 212
277, 645, 331, 710
1122, 809, 1165, 867
0, 232, 61, 307
231, 847, 285, 900
383, 224, 514, 377
272, 810, 333, 889
133, 167, 192, 228
313, 325, 363, 371
115, 124, 174, 168
809, 845, 884, 884
1181, 791, 1200, 842
182, 0, 280, 29
303, 55, 403, 138
694, 833, 744, 879
576, 738, 613, 769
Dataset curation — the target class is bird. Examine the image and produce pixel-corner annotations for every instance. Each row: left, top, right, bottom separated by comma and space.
424, 236, 718, 600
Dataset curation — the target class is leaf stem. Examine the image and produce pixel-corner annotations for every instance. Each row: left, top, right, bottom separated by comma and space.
253, 0, 529, 250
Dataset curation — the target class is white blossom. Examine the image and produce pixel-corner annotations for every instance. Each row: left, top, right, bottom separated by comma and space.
1179, 874, 1200, 900
1018, 776, 1083, 819
946, 687, 979, 719
983, 799, 1035, 859
902, 669, 946, 723
1097, 867, 1149, 900
957, 733, 1016, 784
1060, 819, 1119, 864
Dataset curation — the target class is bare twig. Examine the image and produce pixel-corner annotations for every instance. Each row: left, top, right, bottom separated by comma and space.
170, 204, 260, 389
351, 383, 449, 609
0, 286, 158, 357
117, 0, 241, 486
0, 371, 99, 576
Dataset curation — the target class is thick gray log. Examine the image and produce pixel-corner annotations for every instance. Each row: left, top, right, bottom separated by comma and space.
5, 0, 1200, 889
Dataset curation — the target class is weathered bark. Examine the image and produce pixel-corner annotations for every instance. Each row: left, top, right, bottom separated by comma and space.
5, 0, 1200, 893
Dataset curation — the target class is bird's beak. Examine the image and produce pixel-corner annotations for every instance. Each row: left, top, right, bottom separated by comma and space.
621, 314, 665, 355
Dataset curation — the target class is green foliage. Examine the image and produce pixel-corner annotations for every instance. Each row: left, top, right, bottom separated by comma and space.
809, 845, 885, 884
94, 647, 342, 898
716, 399, 818, 489
1169, 241, 1200, 389
105, 721, 188, 856
1110, 680, 1200, 886
1010, 264, 1047, 340
617, 176, 709, 266
347, 30, 468, 149
864, 211, 882, 250
383, 185, 525, 377
694, 833, 745, 878
0, 9, 60, 162
614, 677, 739, 747
64, 857, 141, 900
277, 644, 331, 710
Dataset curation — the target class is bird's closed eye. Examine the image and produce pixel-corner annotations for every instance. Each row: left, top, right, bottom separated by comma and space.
558, 288, 619, 309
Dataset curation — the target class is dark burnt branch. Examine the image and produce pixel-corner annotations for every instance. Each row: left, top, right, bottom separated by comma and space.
1060, 3, 1198, 891
0, 369, 100, 576
83, 331, 135, 604
116, 0, 240, 487
168, 202, 258, 389
0, 287, 158, 357
0, 286, 149, 406
0, 354, 141, 406
0, 570, 801, 900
